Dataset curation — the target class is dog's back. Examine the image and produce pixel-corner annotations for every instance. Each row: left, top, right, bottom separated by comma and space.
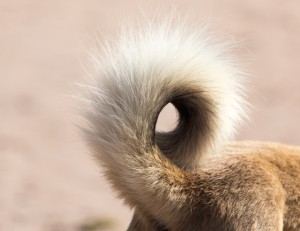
126, 141, 300, 230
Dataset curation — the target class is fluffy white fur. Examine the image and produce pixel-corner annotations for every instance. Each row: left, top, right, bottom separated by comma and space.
82, 19, 248, 227
84, 20, 247, 154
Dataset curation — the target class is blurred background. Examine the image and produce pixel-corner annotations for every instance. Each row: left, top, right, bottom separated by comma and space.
0, 0, 299, 230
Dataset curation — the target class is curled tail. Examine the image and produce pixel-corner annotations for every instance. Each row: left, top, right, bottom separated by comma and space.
81, 20, 247, 226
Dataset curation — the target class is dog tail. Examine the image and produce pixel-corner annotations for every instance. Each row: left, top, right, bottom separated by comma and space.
81, 20, 247, 224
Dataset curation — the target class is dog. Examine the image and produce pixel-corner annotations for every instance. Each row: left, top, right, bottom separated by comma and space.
80, 19, 300, 230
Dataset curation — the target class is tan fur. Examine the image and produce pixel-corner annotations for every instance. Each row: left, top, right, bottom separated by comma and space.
127, 142, 300, 230
81, 20, 300, 230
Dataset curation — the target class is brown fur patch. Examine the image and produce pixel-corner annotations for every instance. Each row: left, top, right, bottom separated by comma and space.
128, 142, 300, 230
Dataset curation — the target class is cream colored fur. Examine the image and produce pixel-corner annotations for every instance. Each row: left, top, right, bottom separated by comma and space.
81, 20, 300, 231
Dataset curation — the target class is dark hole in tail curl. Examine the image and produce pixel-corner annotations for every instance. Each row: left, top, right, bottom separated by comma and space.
155, 103, 180, 133
154, 87, 214, 169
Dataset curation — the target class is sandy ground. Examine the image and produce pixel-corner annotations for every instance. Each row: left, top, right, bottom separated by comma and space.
0, 1, 299, 230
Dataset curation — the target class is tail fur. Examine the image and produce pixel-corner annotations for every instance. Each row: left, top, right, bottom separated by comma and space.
81, 20, 247, 225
